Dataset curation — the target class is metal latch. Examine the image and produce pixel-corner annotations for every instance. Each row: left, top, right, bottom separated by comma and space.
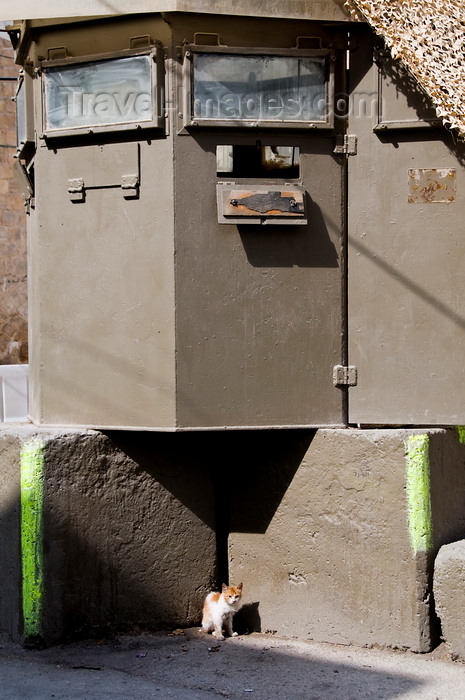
333, 365, 358, 387
333, 134, 358, 156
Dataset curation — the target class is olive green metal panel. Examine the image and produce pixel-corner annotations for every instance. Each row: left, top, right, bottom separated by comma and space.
176, 137, 344, 426
169, 15, 346, 429
22, 15, 170, 65
24, 13, 347, 429
31, 140, 177, 429
348, 31, 465, 425
175, 132, 345, 428
171, 14, 346, 428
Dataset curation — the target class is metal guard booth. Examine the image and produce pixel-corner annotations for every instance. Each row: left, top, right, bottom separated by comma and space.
6, 0, 465, 430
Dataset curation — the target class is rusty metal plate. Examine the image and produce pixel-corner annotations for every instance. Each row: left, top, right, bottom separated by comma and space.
217, 184, 307, 225
408, 168, 456, 203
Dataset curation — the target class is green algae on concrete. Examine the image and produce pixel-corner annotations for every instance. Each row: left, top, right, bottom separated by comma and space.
20, 439, 45, 645
405, 434, 432, 554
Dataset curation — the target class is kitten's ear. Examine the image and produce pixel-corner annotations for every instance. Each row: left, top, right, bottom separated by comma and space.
222, 583, 227, 591
238, 582, 243, 591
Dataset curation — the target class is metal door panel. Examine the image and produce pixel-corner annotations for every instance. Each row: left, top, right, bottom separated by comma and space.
348, 31, 465, 425
31, 141, 177, 428
174, 132, 346, 428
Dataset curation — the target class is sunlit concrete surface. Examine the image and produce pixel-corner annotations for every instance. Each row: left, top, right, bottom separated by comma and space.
1, 629, 465, 699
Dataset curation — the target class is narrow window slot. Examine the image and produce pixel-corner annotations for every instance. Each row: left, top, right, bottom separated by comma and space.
217, 144, 300, 178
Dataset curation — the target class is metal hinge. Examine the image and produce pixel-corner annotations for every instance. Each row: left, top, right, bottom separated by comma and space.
120, 173, 139, 199
333, 365, 358, 387
67, 174, 140, 201
68, 177, 85, 202
333, 134, 358, 156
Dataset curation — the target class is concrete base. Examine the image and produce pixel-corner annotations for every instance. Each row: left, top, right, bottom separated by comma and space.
0, 427, 218, 645
3, 425, 465, 650
434, 540, 465, 661
229, 428, 465, 652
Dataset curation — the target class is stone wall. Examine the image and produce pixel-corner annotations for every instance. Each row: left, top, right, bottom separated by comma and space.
0, 37, 27, 364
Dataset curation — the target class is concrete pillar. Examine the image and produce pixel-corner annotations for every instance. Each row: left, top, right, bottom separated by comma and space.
0, 427, 218, 645
229, 428, 465, 651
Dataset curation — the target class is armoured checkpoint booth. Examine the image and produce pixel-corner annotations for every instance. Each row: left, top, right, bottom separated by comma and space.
9, 2, 351, 430
5, 1, 465, 653
9, 1, 465, 431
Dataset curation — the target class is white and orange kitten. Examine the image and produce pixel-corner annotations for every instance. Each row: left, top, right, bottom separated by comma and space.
201, 583, 243, 641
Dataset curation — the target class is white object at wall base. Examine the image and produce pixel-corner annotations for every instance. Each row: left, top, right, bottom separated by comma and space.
0, 365, 29, 423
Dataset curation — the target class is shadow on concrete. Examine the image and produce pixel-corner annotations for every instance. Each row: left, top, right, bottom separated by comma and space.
226, 429, 316, 534
0, 428, 314, 645
106, 430, 220, 530
0, 629, 429, 700
40, 430, 219, 644
234, 601, 261, 634
109, 428, 316, 591
0, 487, 22, 642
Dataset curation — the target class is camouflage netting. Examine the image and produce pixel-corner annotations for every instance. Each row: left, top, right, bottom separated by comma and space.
344, 0, 465, 138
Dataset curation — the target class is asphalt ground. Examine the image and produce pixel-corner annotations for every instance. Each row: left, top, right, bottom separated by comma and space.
1, 628, 465, 699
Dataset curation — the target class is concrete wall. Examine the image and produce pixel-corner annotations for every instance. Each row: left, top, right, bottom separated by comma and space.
229, 428, 465, 652
3, 425, 465, 649
1, 426, 316, 646
0, 427, 218, 645
0, 39, 27, 365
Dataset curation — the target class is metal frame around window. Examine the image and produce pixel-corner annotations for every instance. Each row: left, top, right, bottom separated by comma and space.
40, 45, 165, 139
373, 49, 441, 132
182, 45, 335, 130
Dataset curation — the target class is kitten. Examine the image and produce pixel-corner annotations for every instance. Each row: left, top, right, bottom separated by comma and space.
201, 583, 243, 641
